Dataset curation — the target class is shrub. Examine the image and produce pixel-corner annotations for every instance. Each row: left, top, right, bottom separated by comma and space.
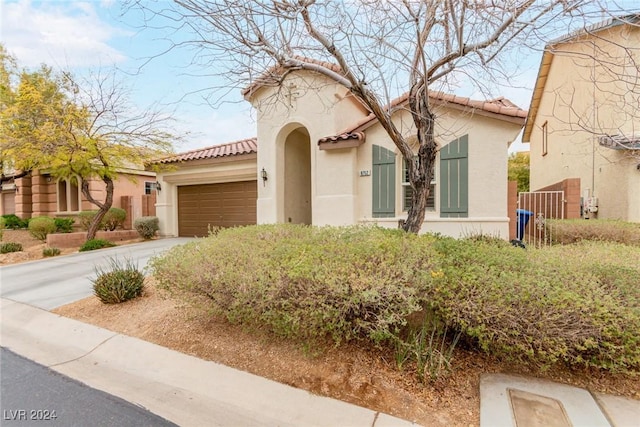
42, 246, 61, 257
78, 208, 127, 231
54, 218, 75, 233
150, 225, 437, 347
28, 216, 57, 241
0, 242, 23, 253
2, 214, 28, 229
79, 238, 116, 252
78, 211, 96, 230
428, 238, 640, 372
134, 216, 159, 240
0, 217, 5, 241
547, 219, 640, 246
101, 208, 126, 231
92, 257, 145, 304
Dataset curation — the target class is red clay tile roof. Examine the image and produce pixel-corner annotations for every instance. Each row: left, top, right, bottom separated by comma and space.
317, 131, 365, 145
339, 92, 527, 136
151, 138, 257, 164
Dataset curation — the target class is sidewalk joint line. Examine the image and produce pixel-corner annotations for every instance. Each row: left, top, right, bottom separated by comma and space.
371, 411, 380, 427
47, 333, 118, 368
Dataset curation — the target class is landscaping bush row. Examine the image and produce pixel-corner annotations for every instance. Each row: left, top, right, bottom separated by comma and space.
547, 219, 640, 246
150, 224, 640, 374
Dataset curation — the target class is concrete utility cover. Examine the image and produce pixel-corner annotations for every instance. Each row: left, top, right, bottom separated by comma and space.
509, 389, 572, 427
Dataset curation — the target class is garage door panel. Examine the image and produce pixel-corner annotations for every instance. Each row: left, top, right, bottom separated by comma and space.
178, 181, 257, 237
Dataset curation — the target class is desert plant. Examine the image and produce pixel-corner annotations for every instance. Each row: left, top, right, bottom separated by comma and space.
101, 208, 126, 231
547, 219, 640, 246
28, 216, 56, 241
79, 238, 116, 252
1, 214, 28, 229
54, 217, 75, 233
134, 216, 159, 240
0, 242, 23, 253
78, 208, 127, 231
150, 224, 437, 348
428, 237, 640, 372
42, 246, 61, 257
92, 257, 145, 304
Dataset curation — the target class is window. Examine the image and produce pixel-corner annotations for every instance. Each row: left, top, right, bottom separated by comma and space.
402, 157, 435, 212
542, 121, 548, 156
57, 177, 81, 213
145, 181, 158, 195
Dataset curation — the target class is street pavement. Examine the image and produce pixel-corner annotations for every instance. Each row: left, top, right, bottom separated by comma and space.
1, 347, 178, 427
0, 237, 194, 309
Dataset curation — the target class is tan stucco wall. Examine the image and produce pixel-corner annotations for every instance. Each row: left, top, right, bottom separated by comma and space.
251, 72, 367, 227
355, 107, 521, 238
529, 24, 640, 221
155, 156, 257, 236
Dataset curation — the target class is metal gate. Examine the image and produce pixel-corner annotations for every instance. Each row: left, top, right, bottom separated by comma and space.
517, 191, 565, 247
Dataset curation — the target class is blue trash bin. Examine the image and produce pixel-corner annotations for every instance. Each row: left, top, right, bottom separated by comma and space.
516, 209, 533, 240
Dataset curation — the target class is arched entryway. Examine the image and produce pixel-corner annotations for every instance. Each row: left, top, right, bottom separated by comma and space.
284, 127, 312, 224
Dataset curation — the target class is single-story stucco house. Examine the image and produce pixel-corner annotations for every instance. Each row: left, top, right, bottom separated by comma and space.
151, 65, 526, 237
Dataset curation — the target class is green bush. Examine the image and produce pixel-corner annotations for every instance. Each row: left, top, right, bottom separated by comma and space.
102, 208, 126, 231
79, 238, 116, 252
150, 225, 436, 347
134, 216, 159, 240
42, 246, 61, 257
547, 219, 640, 246
78, 208, 126, 231
428, 237, 640, 372
0, 242, 23, 254
92, 257, 145, 304
0, 217, 5, 241
1, 214, 28, 229
28, 216, 56, 241
54, 218, 75, 233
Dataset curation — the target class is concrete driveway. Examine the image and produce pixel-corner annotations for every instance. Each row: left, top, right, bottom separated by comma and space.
0, 238, 195, 310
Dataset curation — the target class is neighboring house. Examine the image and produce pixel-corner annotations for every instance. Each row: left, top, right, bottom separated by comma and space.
152, 64, 526, 237
522, 14, 640, 222
0, 167, 158, 224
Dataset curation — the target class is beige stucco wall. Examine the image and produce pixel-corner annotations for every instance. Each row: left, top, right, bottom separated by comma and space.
355, 106, 521, 238
250, 70, 523, 237
529, 24, 640, 221
251, 72, 367, 227
155, 155, 257, 236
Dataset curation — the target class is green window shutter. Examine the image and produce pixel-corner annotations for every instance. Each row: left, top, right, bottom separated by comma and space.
372, 145, 396, 218
440, 135, 468, 218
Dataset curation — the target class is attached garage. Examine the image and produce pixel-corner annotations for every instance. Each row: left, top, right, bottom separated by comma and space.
177, 180, 257, 237
149, 138, 259, 238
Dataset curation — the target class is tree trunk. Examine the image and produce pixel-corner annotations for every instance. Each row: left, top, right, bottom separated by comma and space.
82, 177, 114, 241
403, 85, 438, 234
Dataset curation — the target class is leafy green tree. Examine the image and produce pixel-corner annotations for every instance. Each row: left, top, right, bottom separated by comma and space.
508, 151, 530, 193
0, 47, 176, 240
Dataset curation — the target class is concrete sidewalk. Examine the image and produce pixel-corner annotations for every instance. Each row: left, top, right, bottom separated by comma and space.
0, 298, 417, 427
481, 373, 640, 427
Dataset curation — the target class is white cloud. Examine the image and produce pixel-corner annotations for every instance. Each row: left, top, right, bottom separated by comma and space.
172, 108, 256, 152
1, 0, 129, 68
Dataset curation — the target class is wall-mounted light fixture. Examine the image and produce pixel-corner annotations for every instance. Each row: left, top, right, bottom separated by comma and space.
155, 181, 162, 192
260, 168, 268, 186
45, 175, 52, 183
15, 185, 19, 194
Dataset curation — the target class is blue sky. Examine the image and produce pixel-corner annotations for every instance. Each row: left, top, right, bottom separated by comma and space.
1, 0, 637, 153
